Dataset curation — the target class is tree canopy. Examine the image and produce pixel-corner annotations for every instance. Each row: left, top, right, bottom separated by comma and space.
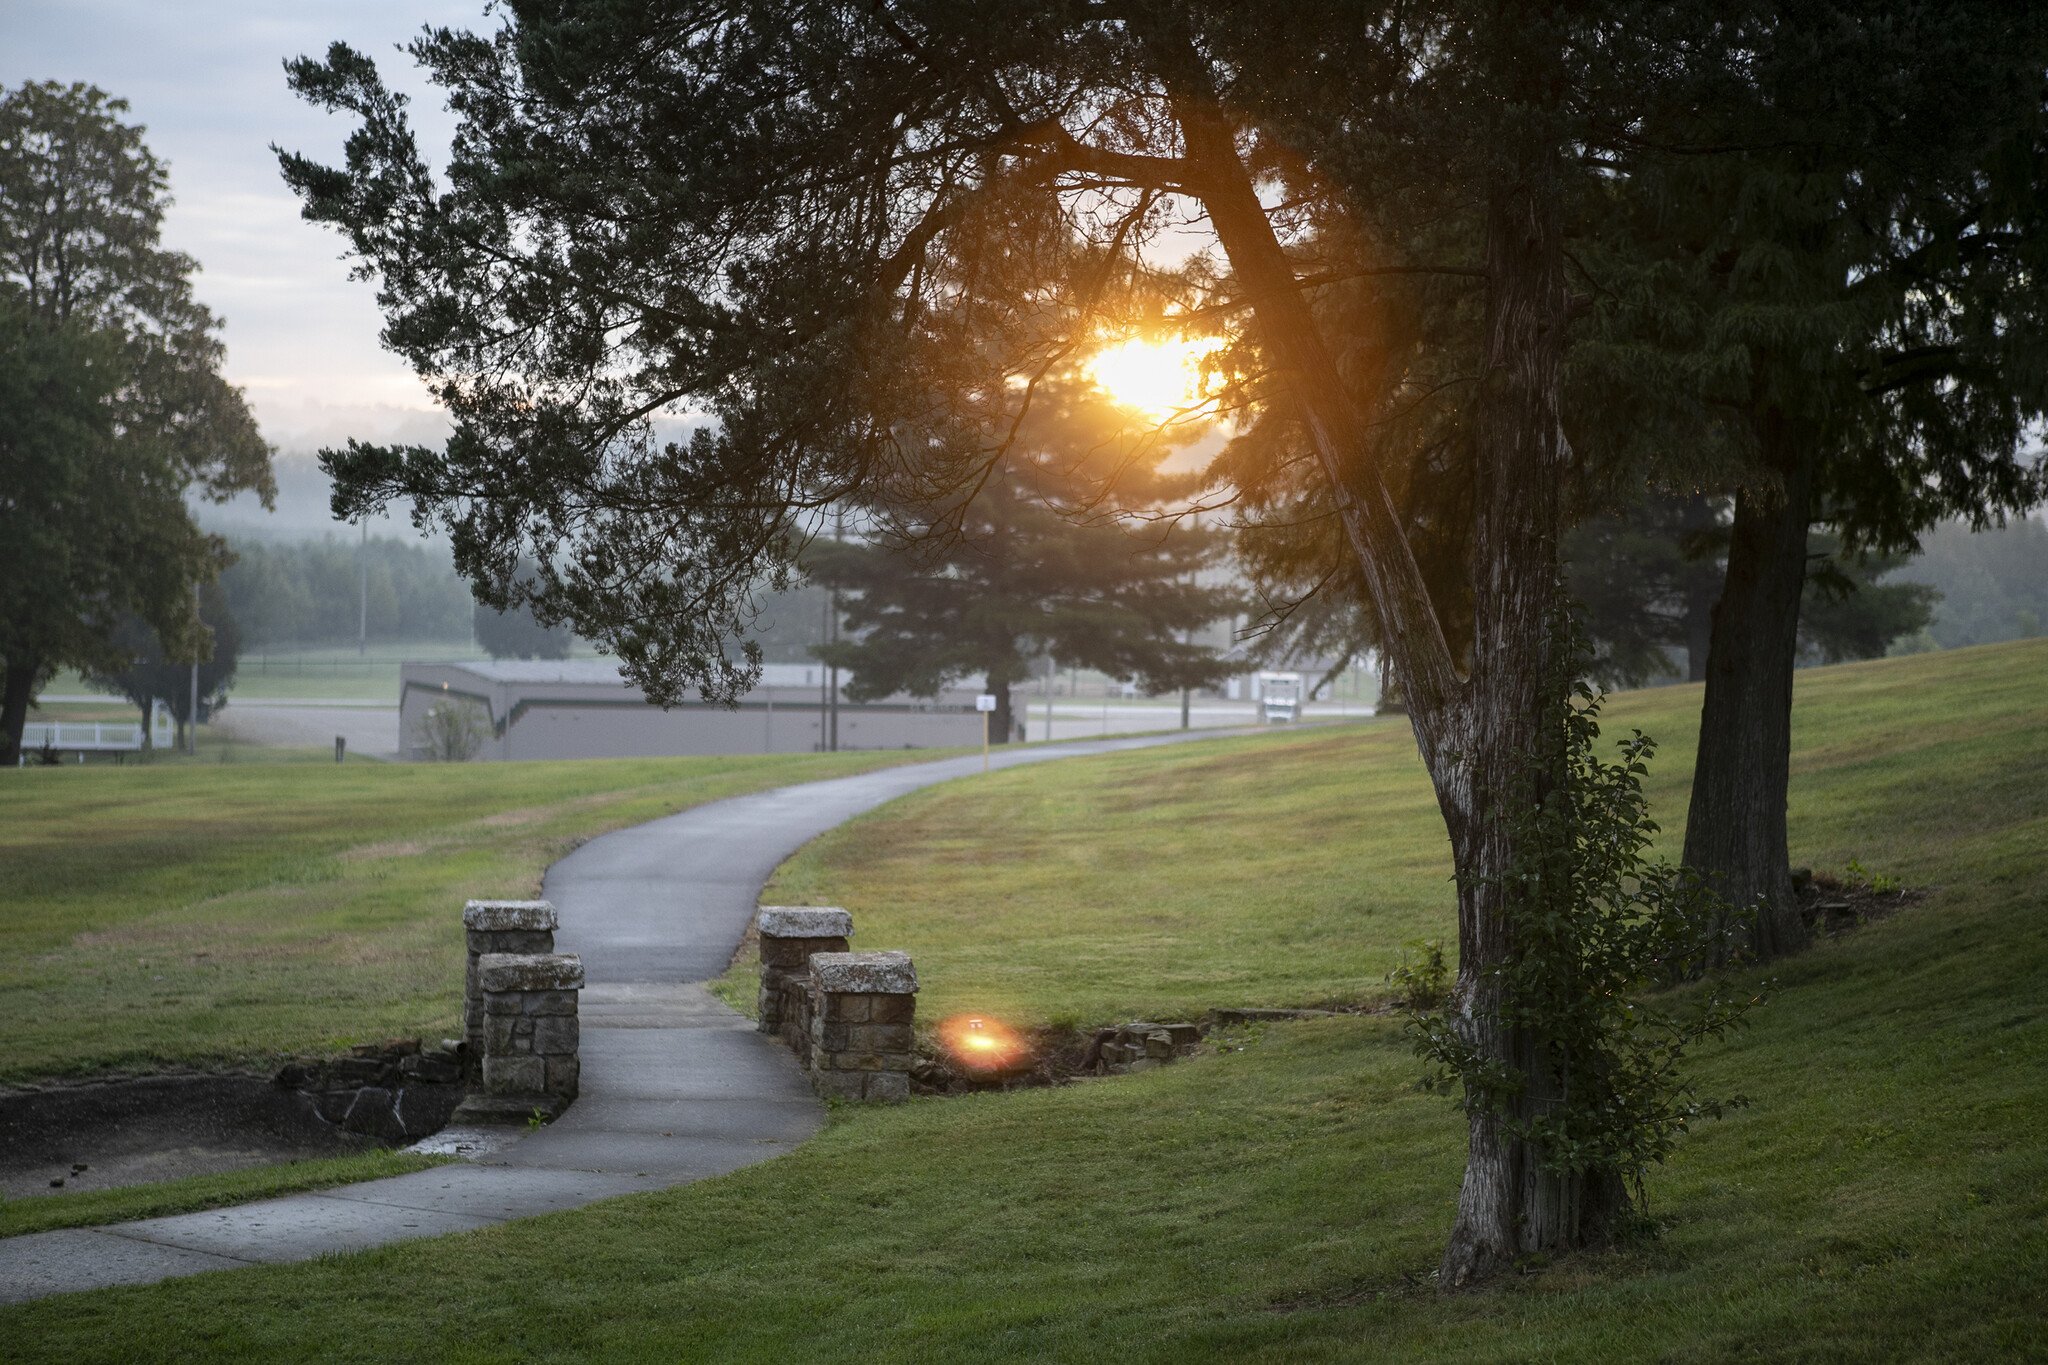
86, 579, 242, 745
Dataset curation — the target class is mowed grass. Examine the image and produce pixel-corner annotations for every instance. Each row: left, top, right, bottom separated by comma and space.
723, 635, 2046, 1026
0, 1151, 451, 1239
5, 640, 2045, 1361
0, 748, 928, 1081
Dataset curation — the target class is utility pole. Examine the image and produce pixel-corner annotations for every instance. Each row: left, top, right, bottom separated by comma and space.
187, 581, 199, 755
358, 519, 368, 657
818, 596, 830, 752
1042, 652, 1055, 742
828, 507, 843, 752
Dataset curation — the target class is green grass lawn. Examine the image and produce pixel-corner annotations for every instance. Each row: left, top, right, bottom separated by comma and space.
4, 640, 2044, 1360
0, 748, 928, 1081
0, 1151, 452, 1239
44, 639, 483, 704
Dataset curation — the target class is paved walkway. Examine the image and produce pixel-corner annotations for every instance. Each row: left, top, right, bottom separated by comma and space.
0, 728, 1252, 1305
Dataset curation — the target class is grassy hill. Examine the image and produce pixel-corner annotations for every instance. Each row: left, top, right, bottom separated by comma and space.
5, 640, 2045, 1360
0, 748, 924, 1080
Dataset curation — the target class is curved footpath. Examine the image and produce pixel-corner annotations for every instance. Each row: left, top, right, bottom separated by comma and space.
0, 728, 1253, 1305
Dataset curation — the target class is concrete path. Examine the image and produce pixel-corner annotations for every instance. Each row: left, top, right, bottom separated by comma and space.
0, 727, 1255, 1305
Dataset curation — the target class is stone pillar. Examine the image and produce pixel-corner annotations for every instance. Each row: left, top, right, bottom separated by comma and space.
806, 950, 918, 1103
756, 906, 852, 1048
463, 900, 557, 1075
455, 952, 584, 1123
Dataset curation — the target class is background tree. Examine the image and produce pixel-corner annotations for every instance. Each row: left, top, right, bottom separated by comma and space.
811, 371, 1237, 742
219, 533, 475, 647
1893, 515, 2048, 649
1565, 498, 1937, 686
0, 81, 273, 763
1568, 6, 2048, 959
86, 580, 241, 750
473, 592, 572, 661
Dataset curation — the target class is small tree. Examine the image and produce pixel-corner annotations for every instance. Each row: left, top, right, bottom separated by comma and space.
411, 698, 488, 761
809, 369, 1237, 742
86, 581, 241, 749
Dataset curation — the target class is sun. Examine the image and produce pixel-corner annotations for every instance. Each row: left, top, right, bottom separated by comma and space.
1084, 333, 1223, 422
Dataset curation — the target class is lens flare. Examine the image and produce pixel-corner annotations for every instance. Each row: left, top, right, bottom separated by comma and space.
936, 1014, 1028, 1072
1084, 334, 1223, 421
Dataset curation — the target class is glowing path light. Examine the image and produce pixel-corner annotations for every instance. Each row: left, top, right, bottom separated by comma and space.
937, 1014, 1029, 1072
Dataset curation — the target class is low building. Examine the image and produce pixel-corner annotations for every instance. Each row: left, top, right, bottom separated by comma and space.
398, 660, 987, 762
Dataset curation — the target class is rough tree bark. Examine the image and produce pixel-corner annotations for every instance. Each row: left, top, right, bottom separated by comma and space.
1, 661, 36, 767
1162, 59, 1622, 1286
1682, 407, 1815, 961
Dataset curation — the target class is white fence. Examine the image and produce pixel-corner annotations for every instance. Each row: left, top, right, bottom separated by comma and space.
18, 702, 175, 761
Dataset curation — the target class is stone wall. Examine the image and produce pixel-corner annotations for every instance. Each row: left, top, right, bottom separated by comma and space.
273, 1037, 465, 1142
462, 899, 557, 1074
754, 909, 919, 1103
1085, 1021, 1203, 1073
756, 906, 852, 1049
453, 951, 584, 1123
805, 950, 918, 1103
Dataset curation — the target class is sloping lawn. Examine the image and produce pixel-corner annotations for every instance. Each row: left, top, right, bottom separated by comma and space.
0, 748, 924, 1080
4, 640, 2044, 1360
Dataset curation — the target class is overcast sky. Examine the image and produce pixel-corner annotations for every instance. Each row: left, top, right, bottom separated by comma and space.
2, 1, 503, 529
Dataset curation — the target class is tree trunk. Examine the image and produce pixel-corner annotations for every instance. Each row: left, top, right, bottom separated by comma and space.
990, 677, 1015, 746
1682, 409, 1815, 962
1158, 53, 1628, 1286
1434, 160, 1631, 1292
1680, 496, 1719, 683
1, 661, 36, 767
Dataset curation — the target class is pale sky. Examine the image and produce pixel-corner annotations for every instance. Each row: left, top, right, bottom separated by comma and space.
2, 1, 497, 528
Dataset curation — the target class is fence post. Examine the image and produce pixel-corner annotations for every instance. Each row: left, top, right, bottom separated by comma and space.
756, 907, 852, 1050
461, 900, 557, 1077
806, 950, 918, 1103
452, 952, 584, 1122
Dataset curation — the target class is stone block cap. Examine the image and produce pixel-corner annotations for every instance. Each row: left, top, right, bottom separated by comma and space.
757, 906, 853, 939
810, 950, 917, 995
464, 899, 559, 932
478, 952, 584, 993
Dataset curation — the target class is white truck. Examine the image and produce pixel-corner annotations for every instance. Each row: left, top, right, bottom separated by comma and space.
1258, 672, 1303, 724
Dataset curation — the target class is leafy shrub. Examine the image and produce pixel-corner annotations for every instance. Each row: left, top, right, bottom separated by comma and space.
1407, 672, 1764, 1213
412, 699, 490, 761
1387, 940, 1451, 1012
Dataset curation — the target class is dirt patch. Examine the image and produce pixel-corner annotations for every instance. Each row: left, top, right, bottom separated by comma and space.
0, 1073, 384, 1200
1796, 868, 1928, 937
911, 1007, 1354, 1096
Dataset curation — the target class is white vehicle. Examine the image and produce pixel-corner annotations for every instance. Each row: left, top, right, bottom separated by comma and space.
1258, 672, 1303, 723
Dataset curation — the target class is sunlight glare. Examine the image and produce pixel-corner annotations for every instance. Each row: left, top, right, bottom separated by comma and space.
1085, 334, 1223, 422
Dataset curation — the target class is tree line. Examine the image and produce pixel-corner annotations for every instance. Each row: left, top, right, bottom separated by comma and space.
218, 534, 474, 648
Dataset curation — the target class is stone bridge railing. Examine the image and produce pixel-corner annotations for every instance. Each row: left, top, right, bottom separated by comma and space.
756, 907, 918, 1102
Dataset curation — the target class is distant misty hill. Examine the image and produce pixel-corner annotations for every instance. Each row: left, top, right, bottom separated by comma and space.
1891, 515, 2048, 651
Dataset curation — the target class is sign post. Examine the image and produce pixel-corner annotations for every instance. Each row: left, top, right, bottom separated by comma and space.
976, 694, 997, 771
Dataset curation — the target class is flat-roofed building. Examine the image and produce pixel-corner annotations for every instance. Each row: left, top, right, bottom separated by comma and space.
398, 660, 987, 761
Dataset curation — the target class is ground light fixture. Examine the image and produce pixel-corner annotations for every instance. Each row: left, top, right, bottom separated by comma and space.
936, 1014, 1029, 1073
